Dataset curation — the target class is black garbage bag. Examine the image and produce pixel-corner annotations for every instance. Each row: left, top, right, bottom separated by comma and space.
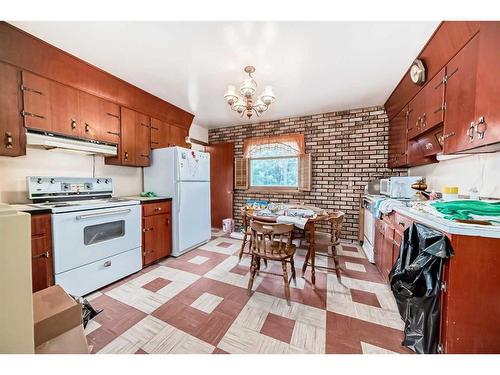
71, 295, 102, 329
389, 222, 453, 354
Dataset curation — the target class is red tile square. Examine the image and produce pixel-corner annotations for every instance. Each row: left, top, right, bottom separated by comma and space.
135, 348, 148, 354
260, 313, 295, 344
326, 311, 412, 354
342, 245, 359, 253
85, 294, 147, 353
142, 277, 172, 293
217, 242, 233, 248
229, 264, 249, 276
213, 347, 229, 354
350, 288, 381, 308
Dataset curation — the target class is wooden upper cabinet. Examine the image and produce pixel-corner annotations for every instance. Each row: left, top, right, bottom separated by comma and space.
442, 34, 479, 154
78, 91, 101, 140
0, 61, 24, 156
21, 71, 52, 132
135, 112, 151, 167
119, 107, 137, 166
99, 100, 121, 144
50, 81, 80, 137
170, 124, 189, 148
388, 107, 408, 168
407, 91, 425, 140
423, 67, 446, 130
472, 22, 500, 151
151, 117, 170, 149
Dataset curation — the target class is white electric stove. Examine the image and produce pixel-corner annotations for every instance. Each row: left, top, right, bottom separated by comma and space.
28, 176, 142, 296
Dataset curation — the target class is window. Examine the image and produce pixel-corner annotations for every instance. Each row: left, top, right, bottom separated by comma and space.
234, 133, 311, 191
249, 143, 299, 188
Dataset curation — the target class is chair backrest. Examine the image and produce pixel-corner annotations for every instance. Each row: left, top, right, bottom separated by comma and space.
250, 221, 294, 257
329, 211, 345, 242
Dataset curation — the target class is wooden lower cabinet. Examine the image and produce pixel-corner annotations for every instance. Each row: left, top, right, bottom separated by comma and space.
376, 210, 500, 353
30, 213, 54, 293
141, 200, 172, 267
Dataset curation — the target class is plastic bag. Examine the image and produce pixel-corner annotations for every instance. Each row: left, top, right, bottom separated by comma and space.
389, 222, 453, 354
71, 295, 102, 329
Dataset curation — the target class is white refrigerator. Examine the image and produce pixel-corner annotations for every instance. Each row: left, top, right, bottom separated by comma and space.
144, 147, 211, 256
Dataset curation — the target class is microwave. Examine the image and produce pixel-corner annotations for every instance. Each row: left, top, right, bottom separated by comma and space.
380, 176, 422, 198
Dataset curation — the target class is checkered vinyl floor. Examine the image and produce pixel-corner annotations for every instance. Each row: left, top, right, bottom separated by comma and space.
84, 229, 411, 354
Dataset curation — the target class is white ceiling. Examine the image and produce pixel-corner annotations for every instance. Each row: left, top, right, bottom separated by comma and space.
10, 21, 439, 129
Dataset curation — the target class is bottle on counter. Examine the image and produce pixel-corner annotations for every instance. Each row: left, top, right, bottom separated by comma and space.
442, 186, 459, 201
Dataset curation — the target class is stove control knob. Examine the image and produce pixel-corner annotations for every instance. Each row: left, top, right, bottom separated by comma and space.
37, 178, 42, 184
50, 178, 55, 184
104, 179, 109, 184
96, 179, 100, 184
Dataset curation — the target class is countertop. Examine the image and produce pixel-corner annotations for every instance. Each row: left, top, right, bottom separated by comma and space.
394, 205, 500, 239
119, 196, 172, 203
363, 194, 500, 239
10, 204, 52, 214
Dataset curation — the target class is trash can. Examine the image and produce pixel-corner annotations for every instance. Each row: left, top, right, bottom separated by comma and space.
222, 218, 235, 233
389, 222, 453, 354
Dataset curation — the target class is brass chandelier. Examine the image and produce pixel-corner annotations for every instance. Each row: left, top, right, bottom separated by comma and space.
224, 66, 276, 120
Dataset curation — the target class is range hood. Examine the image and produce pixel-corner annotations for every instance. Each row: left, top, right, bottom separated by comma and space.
26, 131, 117, 156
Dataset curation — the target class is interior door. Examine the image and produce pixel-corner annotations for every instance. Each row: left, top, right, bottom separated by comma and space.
205, 142, 234, 228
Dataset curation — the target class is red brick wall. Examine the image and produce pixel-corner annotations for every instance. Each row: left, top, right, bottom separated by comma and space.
208, 105, 407, 241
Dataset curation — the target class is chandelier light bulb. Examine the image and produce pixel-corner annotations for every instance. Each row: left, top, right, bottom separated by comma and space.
224, 85, 239, 106
231, 98, 246, 114
239, 77, 257, 98
254, 98, 267, 114
260, 86, 276, 105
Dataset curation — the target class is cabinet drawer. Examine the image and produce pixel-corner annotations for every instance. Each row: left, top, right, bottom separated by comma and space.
142, 201, 171, 217
394, 213, 413, 233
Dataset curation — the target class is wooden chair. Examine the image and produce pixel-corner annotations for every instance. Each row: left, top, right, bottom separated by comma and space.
238, 210, 252, 262
304, 211, 345, 281
247, 221, 297, 305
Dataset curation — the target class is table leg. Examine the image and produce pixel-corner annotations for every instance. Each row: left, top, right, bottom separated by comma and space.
310, 222, 316, 287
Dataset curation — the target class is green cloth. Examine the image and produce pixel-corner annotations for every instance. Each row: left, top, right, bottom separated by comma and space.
431, 200, 500, 220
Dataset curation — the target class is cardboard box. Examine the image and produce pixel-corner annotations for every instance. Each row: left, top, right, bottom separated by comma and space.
33, 285, 83, 347
35, 325, 89, 354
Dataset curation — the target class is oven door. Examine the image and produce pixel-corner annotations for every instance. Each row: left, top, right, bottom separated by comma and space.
52, 205, 141, 274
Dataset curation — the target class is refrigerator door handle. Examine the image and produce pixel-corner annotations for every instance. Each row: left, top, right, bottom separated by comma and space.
177, 183, 181, 213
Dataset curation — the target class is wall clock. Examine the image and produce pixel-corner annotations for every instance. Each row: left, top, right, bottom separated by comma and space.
410, 59, 426, 85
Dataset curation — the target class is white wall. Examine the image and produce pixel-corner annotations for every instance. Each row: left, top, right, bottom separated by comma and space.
189, 123, 208, 151
0, 124, 210, 204
408, 152, 500, 198
0, 148, 142, 204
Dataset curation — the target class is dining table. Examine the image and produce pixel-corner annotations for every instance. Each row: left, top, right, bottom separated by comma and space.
240, 205, 331, 288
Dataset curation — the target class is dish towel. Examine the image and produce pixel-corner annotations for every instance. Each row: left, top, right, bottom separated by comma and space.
276, 215, 308, 229
431, 200, 500, 221
378, 199, 405, 216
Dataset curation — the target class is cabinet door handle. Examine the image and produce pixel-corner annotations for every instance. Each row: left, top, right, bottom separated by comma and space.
106, 112, 120, 119
32, 251, 49, 259
141, 123, 150, 128
425, 142, 433, 150
71, 119, 77, 129
151, 141, 159, 145
421, 113, 426, 127
107, 131, 121, 136
140, 154, 150, 158
143, 227, 154, 232
475, 116, 487, 139
85, 123, 91, 132
21, 85, 44, 95
166, 218, 170, 225
441, 132, 456, 143
21, 111, 46, 119
124, 151, 129, 160
154, 207, 162, 212
467, 123, 475, 143
150, 126, 159, 131
4, 132, 13, 149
